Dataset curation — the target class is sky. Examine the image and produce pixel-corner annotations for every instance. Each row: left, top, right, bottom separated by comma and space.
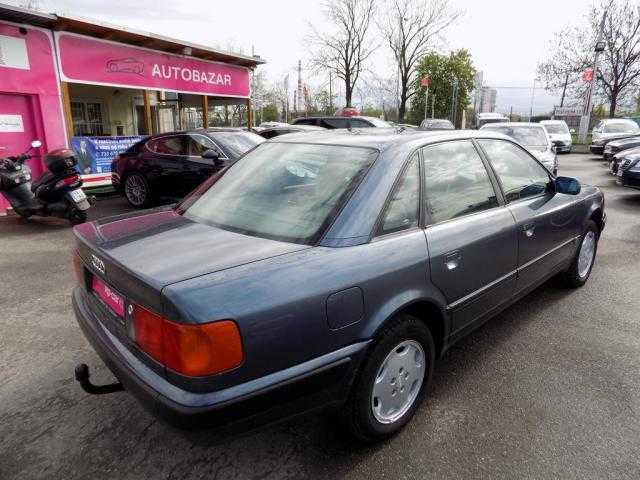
9, 0, 595, 114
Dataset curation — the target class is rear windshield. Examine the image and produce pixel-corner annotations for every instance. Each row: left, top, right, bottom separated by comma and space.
209, 131, 265, 158
543, 124, 569, 134
183, 143, 377, 244
483, 125, 548, 147
604, 121, 638, 133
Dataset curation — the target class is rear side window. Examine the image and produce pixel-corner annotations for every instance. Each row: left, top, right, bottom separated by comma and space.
146, 136, 186, 155
422, 140, 498, 224
479, 139, 550, 202
320, 118, 349, 129
377, 156, 420, 235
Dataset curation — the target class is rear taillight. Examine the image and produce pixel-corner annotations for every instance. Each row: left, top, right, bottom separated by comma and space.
55, 174, 80, 189
132, 304, 243, 377
73, 250, 83, 284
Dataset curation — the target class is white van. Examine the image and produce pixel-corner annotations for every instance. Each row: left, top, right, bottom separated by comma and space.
540, 120, 572, 153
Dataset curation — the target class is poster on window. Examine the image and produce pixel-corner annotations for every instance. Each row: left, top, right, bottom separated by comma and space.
71, 136, 146, 175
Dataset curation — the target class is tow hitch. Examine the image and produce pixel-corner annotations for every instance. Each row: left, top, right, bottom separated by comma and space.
74, 363, 124, 395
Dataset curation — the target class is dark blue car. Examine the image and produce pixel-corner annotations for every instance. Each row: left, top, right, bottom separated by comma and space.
72, 129, 605, 442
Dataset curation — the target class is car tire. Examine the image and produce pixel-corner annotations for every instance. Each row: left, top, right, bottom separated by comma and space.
559, 220, 599, 288
342, 314, 435, 442
124, 172, 153, 208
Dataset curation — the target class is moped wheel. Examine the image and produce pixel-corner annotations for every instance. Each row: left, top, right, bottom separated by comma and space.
69, 209, 87, 225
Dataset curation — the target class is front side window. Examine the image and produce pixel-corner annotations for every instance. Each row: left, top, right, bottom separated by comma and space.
378, 156, 420, 235
187, 135, 217, 156
422, 141, 498, 224
183, 143, 377, 244
479, 139, 551, 202
146, 136, 186, 155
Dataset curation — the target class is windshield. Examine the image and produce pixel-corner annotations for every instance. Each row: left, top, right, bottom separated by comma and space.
210, 131, 265, 158
422, 119, 454, 129
484, 125, 548, 147
543, 124, 569, 134
604, 121, 638, 133
183, 143, 377, 244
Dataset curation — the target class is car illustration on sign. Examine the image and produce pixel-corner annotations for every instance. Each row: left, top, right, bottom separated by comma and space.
106, 58, 144, 75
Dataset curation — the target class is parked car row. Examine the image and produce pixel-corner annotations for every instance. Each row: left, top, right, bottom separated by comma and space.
589, 118, 640, 155
74, 127, 604, 442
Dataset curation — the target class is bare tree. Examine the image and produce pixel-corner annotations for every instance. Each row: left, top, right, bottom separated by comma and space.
538, 0, 640, 117
379, 0, 461, 122
308, 0, 377, 108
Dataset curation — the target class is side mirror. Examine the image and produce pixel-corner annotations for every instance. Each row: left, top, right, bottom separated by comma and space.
555, 176, 581, 195
31, 140, 42, 148
202, 149, 223, 165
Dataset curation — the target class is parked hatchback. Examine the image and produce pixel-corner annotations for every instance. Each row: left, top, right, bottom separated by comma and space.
73, 129, 604, 442
111, 128, 264, 208
540, 120, 572, 153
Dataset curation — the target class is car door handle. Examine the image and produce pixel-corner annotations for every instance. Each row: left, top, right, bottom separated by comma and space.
523, 223, 536, 238
444, 251, 462, 271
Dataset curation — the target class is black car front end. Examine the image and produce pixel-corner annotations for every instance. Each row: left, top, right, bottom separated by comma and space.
616, 156, 640, 189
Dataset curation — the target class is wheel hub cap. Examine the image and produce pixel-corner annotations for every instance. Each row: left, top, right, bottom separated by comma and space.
578, 231, 596, 278
371, 340, 425, 424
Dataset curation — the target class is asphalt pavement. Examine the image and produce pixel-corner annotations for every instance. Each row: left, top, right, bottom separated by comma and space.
1, 153, 639, 480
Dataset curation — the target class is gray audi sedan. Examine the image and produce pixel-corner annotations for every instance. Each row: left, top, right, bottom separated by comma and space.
72, 128, 605, 442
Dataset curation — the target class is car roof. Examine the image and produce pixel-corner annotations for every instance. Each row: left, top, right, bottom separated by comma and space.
481, 122, 544, 128
271, 127, 514, 151
600, 118, 637, 123
263, 125, 325, 131
540, 120, 567, 124
294, 115, 378, 121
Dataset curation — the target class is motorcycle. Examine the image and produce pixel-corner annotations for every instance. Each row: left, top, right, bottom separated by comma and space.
0, 140, 92, 225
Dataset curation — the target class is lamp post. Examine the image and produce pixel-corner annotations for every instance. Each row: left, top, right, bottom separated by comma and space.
578, 8, 608, 143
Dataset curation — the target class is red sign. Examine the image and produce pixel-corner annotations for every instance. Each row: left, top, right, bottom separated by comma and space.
420, 76, 429, 88
582, 68, 594, 82
55, 32, 250, 97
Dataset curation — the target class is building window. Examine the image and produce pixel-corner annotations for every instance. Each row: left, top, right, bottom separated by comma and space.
71, 101, 106, 136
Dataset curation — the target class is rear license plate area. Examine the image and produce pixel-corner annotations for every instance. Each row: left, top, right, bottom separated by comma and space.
92, 275, 125, 319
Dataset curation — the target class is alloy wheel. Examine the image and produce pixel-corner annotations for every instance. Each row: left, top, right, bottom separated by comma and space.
125, 174, 147, 207
578, 230, 596, 278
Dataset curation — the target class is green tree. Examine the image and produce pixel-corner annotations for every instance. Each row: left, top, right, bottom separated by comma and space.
407, 49, 475, 127
260, 104, 279, 123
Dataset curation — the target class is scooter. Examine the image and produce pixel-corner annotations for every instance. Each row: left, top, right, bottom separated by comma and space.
0, 140, 92, 225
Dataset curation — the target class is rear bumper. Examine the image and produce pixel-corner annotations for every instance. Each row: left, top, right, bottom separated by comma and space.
72, 287, 368, 428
